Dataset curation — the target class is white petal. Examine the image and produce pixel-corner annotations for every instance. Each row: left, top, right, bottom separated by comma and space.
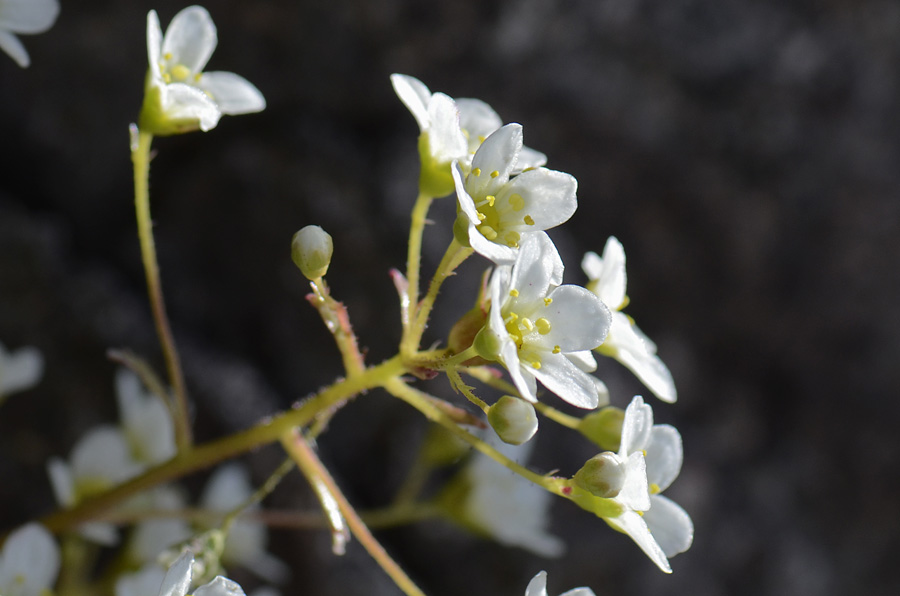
0, 30, 28, 67
514, 145, 548, 173
497, 168, 577, 232
0, 0, 59, 33
468, 124, 522, 198
613, 323, 677, 403
645, 425, 682, 492
501, 338, 536, 403
530, 353, 600, 409
619, 396, 653, 456
588, 237, 627, 308
524, 571, 549, 596
146, 11, 163, 68
426, 93, 466, 163
604, 511, 671, 573
77, 522, 119, 546
507, 233, 562, 305
160, 83, 221, 131
161, 6, 217, 73
560, 588, 596, 596
130, 518, 192, 564
115, 565, 167, 596
199, 71, 266, 115
468, 220, 518, 265
456, 97, 502, 152
0, 345, 43, 396
71, 426, 142, 485
539, 285, 610, 353
194, 576, 247, 596
617, 451, 650, 512
46, 458, 74, 506
390, 73, 431, 132
0, 523, 60, 595
201, 464, 251, 510
565, 350, 596, 372
453, 161, 482, 223
159, 552, 193, 596
644, 495, 694, 557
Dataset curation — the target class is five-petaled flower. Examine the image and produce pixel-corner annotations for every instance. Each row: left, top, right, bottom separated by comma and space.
140, 5, 265, 135
475, 233, 611, 409
0, 0, 59, 68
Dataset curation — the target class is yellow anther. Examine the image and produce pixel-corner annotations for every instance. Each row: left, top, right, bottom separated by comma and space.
170, 63, 192, 82
530, 361, 542, 369
506, 312, 518, 322
521, 317, 534, 331
162, 73, 172, 83
490, 170, 500, 178
478, 225, 498, 240
477, 212, 486, 221
543, 297, 553, 306
524, 215, 535, 226
164, 52, 173, 60
509, 194, 525, 211
619, 295, 631, 311
649, 483, 661, 495
641, 449, 648, 457
637, 510, 644, 517
504, 231, 521, 248
194, 72, 203, 82
552, 345, 561, 354
486, 195, 496, 207
509, 289, 519, 297
472, 167, 482, 176
536, 318, 551, 335
478, 135, 486, 143
461, 128, 470, 139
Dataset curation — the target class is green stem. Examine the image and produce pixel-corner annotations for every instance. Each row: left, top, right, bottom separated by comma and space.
131, 129, 192, 450
37, 355, 406, 535
281, 429, 426, 596
309, 278, 365, 377
401, 192, 433, 353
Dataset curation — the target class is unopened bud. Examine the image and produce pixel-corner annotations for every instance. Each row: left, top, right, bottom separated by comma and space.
487, 396, 538, 445
292, 225, 333, 280
573, 452, 626, 498
578, 406, 625, 451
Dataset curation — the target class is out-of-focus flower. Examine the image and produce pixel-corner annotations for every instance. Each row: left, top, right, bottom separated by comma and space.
0, 341, 43, 401
0, 523, 60, 596
453, 125, 577, 266
140, 5, 265, 135
583, 237, 676, 402
116, 369, 176, 466
524, 571, 595, 596
117, 552, 246, 596
0, 0, 59, 68
475, 233, 610, 409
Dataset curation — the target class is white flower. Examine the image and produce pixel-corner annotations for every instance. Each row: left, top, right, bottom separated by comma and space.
476, 233, 611, 409
453, 125, 577, 266
118, 552, 245, 596
0, 523, 60, 596
583, 237, 676, 402
0, 0, 59, 68
391, 74, 546, 196
459, 435, 564, 558
200, 464, 288, 584
0, 341, 43, 400
600, 396, 692, 572
141, 6, 265, 135
524, 571, 595, 596
116, 369, 177, 466
127, 487, 193, 565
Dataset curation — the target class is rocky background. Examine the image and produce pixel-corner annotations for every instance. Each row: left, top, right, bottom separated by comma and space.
1, 0, 898, 595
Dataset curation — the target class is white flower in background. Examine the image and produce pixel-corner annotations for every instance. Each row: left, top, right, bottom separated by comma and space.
118, 552, 245, 596
609, 396, 693, 564
0, 523, 60, 596
458, 435, 564, 557
475, 234, 611, 409
524, 571, 595, 596
116, 369, 177, 466
141, 5, 265, 135
127, 487, 193, 565
200, 464, 288, 584
583, 237, 676, 402
453, 124, 577, 265
391, 74, 546, 196
0, 341, 43, 401
0, 0, 59, 68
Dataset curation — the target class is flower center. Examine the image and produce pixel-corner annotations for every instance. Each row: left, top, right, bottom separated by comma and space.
159, 53, 201, 84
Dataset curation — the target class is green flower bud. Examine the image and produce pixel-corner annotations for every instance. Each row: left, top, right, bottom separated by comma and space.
417, 133, 456, 197
448, 306, 488, 359
292, 225, 334, 280
578, 406, 625, 451
487, 396, 538, 445
573, 452, 625, 498
473, 324, 502, 362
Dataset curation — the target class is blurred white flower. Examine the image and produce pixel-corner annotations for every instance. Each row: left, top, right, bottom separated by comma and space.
583, 237, 677, 402
116, 369, 176, 466
200, 464, 288, 584
0, 523, 59, 596
0, 0, 59, 67
477, 234, 611, 409
140, 5, 265, 134
0, 341, 44, 400
453, 125, 577, 266
127, 487, 193, 565
457, 435, 564, 558
524, 571, 595, 596
118, 552, 245, 596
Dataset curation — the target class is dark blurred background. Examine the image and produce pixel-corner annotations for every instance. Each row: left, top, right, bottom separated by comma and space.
2, 0, 899, 594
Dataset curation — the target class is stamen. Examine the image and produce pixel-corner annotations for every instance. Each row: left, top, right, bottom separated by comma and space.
490, 170, 500, 178
509, 194, 525, 211
509, 289, 519, 297
649, 483, 661, 495
530, 361, 542, 369
478, 135, 486, 143
543, 297, 553, 306
486, 195, 496, 207
170, 64, 192, 82
552, 345, 561, 354
477, 212, 486, 221
504, 231, 521, 248
524, 215, 535, 226
194, 72, 203, 82
472, 167, 482, 176
535, 318, 551, 335
164, 52, 173, 60
478, 225, 498, 240
162, 73, 172, 83
521, 317, 534, 331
